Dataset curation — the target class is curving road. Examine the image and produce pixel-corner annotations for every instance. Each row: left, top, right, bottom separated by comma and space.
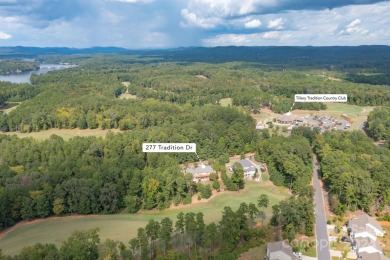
313, 155, 331, 260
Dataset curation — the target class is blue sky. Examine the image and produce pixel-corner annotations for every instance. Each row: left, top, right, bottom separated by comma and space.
0, 0, 389, 48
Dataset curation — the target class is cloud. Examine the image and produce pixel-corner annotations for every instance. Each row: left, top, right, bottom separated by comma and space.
267, 17, 284, 29
0, 31, 12, 39
181, 8, 221, 28
244, 19, 262, 28
339, 19, 369, 35
262, 31, 280, 39
203, 31, 288, 46
181, 0, 388, 29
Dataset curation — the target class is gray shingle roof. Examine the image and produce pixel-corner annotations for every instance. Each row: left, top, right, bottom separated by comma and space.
267, 241, 294, 258
355, 237, 382, 252
349, 213, 384, 235
186, 165, 215, 175
358, 252, 390, 260
239, 159, 256, 172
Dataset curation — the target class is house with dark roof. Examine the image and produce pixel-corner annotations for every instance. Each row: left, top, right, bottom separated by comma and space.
265, 241, 294, 260
185, 164, 215, 182
230, 159, 258, 179
358, 252, 390, 260
348, 213, 385, 240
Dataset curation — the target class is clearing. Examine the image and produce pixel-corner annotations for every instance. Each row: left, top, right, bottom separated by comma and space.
219, 98, 232, 107
0, 128, 122, 141
0, 102, 21, 114
0, 181, 289, 256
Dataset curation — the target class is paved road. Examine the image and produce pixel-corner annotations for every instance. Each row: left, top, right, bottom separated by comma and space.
313, 155, 331, 260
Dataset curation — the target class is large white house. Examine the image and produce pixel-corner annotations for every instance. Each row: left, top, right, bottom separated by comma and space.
229, 159, 259, 179
348, 213, 385, 256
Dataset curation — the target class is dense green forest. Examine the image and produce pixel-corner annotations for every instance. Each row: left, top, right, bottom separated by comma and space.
314, 131, 390, 214
0, 82, 41, 108
366, 107, 390, 144
255, 135, 313, 194
0, 105, 257, 228
1, 58, 389, 132
0, 60, 39, 75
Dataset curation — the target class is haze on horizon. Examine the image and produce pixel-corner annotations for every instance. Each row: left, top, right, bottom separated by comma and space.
0, 0, 389, 48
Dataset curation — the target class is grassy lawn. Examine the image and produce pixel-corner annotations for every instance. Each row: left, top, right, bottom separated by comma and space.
292, 237, 317, 257
0, 181, 289, 256
238, 245, 266, 260
0, 128, 122, 141
219, 98, 232, 107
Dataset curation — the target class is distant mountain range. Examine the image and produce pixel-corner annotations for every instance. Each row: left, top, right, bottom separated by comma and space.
1, 45, 390, 67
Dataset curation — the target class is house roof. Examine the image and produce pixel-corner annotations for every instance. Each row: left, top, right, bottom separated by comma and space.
239, 159, 256, 171
276, 113, 304, 123
267, 241, 294, 257
358, 252, 390, 260
351, 223, 377, 238
349, 213, 384, 234
185, 165, 215, 176
355, 237, 382, 252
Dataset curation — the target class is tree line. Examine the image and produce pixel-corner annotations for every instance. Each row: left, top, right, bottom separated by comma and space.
0, 60, 39, 75
0, 109, 256, 229
366, 107, 390, 145
314, 131, 390, 214
255, 135, 313, 194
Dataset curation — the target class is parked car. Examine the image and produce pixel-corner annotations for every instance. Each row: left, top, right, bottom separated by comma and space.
341, 236, 351, 243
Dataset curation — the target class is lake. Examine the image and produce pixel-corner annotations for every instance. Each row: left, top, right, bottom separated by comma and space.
0, 64, 76, 84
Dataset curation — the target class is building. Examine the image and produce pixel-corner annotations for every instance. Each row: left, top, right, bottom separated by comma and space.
275, 112, 305, 125
266, 241, 294, 260
358, 252, 390, 260
353, 237, 383, 255
185, 164, 215, 182
237, 159, 258, 179
348, 213, 385, 240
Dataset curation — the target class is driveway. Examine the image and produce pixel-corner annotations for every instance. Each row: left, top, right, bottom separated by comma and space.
313, 155, 331, 260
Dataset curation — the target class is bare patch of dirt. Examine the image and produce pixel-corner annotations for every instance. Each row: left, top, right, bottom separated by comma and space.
196, 74, 208, 80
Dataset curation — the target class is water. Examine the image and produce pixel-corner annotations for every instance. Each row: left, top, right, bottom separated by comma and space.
0, 64, 76, 84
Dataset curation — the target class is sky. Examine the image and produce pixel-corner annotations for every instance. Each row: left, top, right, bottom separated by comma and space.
0, 0, 389, 48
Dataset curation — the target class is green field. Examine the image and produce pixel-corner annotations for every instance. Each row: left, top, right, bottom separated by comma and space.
0, 181, 289, 256
0, 128, 122, 141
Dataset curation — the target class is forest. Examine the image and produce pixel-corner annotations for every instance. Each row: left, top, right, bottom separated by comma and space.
255, 135, 313, 194
1, 58, 389, 132
1, 50, 389, 258
0, 60, 39, 75
314, 131, 390, 214
366, 106, 390, 145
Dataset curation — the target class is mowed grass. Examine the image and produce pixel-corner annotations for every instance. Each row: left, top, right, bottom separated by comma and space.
0, 181, 289, 256
219, 98, 232, 107
0, 128, 123, 141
